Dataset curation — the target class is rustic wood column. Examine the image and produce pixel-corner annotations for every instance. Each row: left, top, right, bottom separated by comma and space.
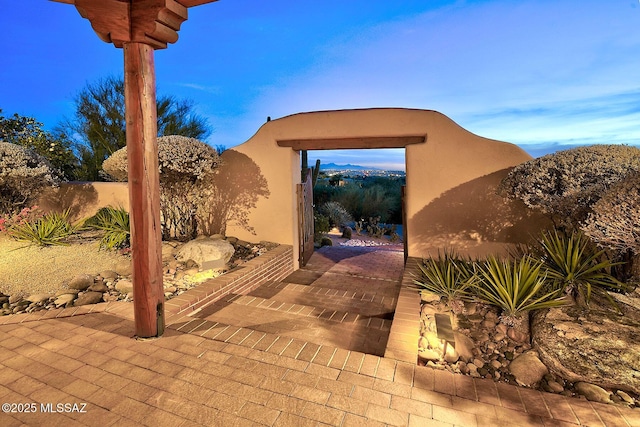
124, 42, 164, 337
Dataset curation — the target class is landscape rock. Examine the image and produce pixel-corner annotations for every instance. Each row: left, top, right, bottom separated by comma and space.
575, 382, 612, 404
532, 304, 640, 394
54, 294, 76, 307
55, 289, 79, 297
509, 351, 548, 387
88, 282, 109, 293
115, 279, 133, 294
451, 332, 474, 360
68, 274, 94, 291
26, 293, 51, 303
74, 292, 103, 306
115, 260, 132, 276
100, 270, 119, 280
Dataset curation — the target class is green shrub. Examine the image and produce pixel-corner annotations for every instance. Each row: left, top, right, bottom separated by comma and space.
414, 251, 475, 312
102, 135, 219, 240
314, 213, 330, 242
539, 230, 627, 311
320, 201, 353, 229
0, 142, 61, 216
8, 209, 78, 246
320, 236, 333, 247
471, 255, 566, 325
499, 144, 640, 230
83, 206, 130, 250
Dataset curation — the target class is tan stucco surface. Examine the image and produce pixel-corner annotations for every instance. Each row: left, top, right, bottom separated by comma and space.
38, 182, 130, 221
230, 108, 548, 260
40, 108, 549, 265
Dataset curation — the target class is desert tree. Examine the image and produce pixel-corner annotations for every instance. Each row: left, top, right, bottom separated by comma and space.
57, 76, 211, 181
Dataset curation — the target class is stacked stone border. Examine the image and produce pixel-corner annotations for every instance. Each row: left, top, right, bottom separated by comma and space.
164, 244, 294, 318
384, 257, 421, 363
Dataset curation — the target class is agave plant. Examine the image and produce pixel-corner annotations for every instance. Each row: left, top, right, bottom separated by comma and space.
83, 206, 130, 250
539, 230, 627, 311
8, 209, 79, 246
413, 251, 475, 312
471, 255, 566, 325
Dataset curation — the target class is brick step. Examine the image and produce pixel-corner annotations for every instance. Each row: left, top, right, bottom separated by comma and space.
295, 271, 402, 296
168, 316, 389, 362
220, 293, 393, 331
193, 297, 391, 356
248, 282, 397, 317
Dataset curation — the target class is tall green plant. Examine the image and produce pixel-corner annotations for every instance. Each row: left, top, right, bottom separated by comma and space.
471, 255, 566, 325
539, 230, 626, 311
83, 206, 130, 250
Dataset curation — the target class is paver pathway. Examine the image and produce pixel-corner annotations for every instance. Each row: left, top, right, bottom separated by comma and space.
0, 245, 638, 426
188, 245, 405, 356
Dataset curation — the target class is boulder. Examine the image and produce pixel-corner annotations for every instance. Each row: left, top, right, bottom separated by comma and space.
176, 238, 235, 270
68, 274, 94, 291
509, 350, 548, 387
532, 301, 640, 394
74, 291, 103, 306
575, 382, 611, 404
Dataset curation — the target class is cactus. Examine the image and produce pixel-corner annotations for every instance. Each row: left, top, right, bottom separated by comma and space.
312, 159, 321, 187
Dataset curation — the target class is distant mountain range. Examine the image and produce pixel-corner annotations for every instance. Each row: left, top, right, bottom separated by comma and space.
319, 162, 382, 171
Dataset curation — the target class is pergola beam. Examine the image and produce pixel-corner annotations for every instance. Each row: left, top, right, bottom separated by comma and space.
51, 0, 216, 337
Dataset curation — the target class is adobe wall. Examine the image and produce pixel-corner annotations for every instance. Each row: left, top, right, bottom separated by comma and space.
38, 182, 129, 221
226, 108, 549, 260
38, 108, 549, 265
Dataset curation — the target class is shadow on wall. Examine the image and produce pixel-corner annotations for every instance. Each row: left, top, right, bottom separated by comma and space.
38, 183, 99, 220
410, 168, 552, 258
199, 149, 270, 236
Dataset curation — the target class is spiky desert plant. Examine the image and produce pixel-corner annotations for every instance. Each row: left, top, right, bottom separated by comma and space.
83, 206, 130, 250
471, 255, 566, 325
539, 230, 627, 311
414, 251, 475, 312
8, 209, 78, 246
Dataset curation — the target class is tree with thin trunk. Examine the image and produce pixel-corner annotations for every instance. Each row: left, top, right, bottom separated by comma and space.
56, 76, 211, 181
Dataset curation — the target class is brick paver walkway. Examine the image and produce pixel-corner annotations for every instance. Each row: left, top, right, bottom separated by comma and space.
0, 245, 638, 426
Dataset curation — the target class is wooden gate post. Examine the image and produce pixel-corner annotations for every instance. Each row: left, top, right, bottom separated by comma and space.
124, 42, 164, 337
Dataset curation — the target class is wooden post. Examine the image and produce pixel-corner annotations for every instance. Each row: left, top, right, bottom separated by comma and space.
124, 42, 164, 338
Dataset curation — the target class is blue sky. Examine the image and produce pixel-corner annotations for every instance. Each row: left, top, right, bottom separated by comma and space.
2, 0, 640, 171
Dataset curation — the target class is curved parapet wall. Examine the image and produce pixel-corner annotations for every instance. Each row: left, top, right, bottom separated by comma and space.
224, 108, 549, 263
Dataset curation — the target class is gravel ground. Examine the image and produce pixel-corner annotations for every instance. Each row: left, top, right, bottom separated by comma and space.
0, 233, 129, 297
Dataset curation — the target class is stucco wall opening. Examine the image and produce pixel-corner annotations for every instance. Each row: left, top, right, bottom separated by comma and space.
38, 109, 550, 271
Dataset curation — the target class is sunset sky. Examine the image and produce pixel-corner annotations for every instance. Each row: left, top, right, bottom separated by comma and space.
2, 0, 639, 170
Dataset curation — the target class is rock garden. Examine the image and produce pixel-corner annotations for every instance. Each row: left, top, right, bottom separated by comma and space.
415, 145, 640, 412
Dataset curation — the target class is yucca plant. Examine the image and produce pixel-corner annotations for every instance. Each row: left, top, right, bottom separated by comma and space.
539, 230, 627, 311
8, 209, 78, 246
83, 206, 130, 250
414, 251, 475, 312
471, 255, 567, 325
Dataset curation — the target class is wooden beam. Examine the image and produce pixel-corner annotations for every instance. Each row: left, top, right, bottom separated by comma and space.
277, 135, 426, 151
124, 42, 165, 338
178, 0, 218, 7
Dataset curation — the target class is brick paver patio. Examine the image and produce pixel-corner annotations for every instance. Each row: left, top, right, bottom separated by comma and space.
0, 245, 638, 426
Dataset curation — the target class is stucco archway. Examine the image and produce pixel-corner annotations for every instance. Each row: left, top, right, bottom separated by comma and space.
217, 108, 548, 269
